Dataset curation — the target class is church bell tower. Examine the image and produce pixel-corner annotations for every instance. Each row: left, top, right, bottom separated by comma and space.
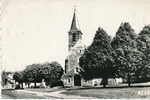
68, 9, 82, 50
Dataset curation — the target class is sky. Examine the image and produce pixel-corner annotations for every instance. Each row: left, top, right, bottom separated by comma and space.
1, 0, 150, 72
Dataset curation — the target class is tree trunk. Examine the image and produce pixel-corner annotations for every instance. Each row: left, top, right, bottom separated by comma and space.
103, 84, 106, 88
28, 83, 30, 88
21, 83, 23, 89
34, 82, 36, 88
128, 82, 131, 87
102, 78, 108, 88
19, 82, 22, 88
127, 73, 131, 87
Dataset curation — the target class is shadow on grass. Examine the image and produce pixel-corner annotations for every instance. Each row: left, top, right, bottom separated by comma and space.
65, 84, 150, 91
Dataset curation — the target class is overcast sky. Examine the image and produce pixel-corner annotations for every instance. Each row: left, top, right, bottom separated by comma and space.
1, 0, 150, 72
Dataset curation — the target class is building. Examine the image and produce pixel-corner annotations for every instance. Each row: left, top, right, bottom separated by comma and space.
62, 9, 86, 86
62, 9, 122, 87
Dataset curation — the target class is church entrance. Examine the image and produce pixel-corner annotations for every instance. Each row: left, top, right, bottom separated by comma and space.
74, 75, 81, 86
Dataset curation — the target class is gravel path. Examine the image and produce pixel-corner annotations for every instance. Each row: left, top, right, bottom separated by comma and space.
16, 89, 97, 99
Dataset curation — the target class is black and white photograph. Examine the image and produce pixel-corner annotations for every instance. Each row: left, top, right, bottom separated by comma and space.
1, 0, 150, 99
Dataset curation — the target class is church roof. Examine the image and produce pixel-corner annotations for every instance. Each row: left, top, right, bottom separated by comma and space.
70, 9, 80, 31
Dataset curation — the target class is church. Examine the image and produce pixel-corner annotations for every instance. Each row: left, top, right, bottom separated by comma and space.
62, 9, 86, 86
62, 9, 122, 87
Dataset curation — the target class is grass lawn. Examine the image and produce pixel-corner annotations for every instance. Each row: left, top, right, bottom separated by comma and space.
62, 86, 150, 99
1, 87, 63, 99
2, 83, 150, 99
25, 87, 62, 92
2, 89, 48, 99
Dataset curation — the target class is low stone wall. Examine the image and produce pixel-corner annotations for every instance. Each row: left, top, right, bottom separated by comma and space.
81, 78, 123, 87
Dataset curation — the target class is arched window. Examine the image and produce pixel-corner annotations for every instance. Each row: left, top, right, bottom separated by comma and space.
76, 67, 79, 72
68, 78, 71, 83
80, 50, 82, 53
72, 33, 76, 42
65, 59, 68, 73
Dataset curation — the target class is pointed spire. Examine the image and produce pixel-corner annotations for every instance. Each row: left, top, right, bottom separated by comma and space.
70, 8, 78, 31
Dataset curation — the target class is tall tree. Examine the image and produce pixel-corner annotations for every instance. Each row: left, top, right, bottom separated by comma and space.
23, 62, 63, 87
41, 61, 64, 87
136, 25, 150, 82
111, 22, 144, 86
79, 27, 116, 87
24, 64, 42, 87
13, 71, 24, 88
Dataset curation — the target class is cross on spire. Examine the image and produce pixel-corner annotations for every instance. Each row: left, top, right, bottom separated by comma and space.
74, 5, 76, 13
